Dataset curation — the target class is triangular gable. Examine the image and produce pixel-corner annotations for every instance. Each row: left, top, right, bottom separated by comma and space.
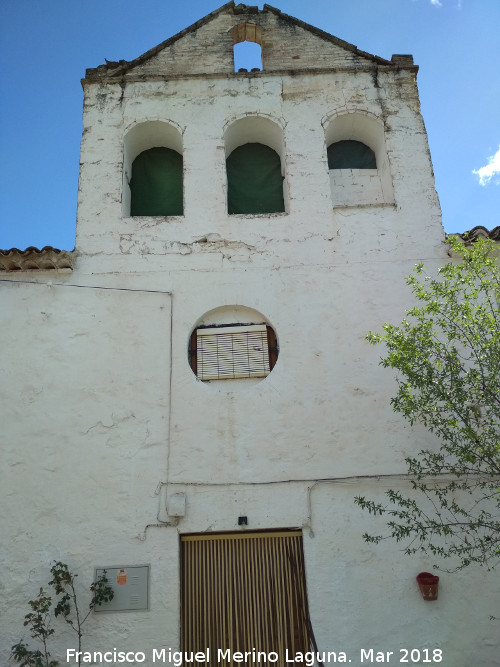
85, 2, 236, 79
84, 2, 409, 82
263, 4, 392, 66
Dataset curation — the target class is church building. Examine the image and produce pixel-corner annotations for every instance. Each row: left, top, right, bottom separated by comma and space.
1, 4, 498, 665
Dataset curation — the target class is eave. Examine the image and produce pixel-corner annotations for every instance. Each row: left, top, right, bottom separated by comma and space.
0, 246, 74, 272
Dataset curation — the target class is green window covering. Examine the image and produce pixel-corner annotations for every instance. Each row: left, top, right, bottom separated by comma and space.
130, 147, 183, 216
327, 140, 376, 169
227, 143, 284, 214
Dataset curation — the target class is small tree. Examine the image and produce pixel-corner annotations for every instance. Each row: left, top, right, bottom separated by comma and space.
355, 236, 500, 571
10, 588, 58, 667
11, 562, 114, 667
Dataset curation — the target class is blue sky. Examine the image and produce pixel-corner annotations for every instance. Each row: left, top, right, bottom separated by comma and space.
0, 0, 498, 250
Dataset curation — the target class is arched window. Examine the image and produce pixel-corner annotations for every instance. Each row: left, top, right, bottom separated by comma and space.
234, 41, 262, 72
327, 140, 376, 169
232, 23, 263, 72
226, 143, 284, 214
130, 147, 183, 216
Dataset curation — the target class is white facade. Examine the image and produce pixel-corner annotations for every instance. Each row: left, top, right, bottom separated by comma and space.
1, 4, 498, 666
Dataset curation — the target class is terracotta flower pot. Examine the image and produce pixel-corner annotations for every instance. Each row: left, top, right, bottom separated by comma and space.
416, 571, 439, 601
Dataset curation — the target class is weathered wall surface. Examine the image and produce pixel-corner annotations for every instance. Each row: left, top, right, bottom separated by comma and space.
0, 282, 176, 660
111, 8, 376, 79
77, 65, 440, 260
2, 5, 498, 667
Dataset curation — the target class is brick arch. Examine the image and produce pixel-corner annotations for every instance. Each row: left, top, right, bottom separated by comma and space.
231, 22, 263, 46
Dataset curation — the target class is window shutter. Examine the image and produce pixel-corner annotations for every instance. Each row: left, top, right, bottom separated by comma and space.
196, 324, 270, 380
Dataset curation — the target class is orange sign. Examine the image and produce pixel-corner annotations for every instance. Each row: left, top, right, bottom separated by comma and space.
117, 568, 127, 585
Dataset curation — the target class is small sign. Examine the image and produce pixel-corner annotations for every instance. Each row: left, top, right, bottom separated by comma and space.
117, 568, 127, 585
94, 565, 149, 612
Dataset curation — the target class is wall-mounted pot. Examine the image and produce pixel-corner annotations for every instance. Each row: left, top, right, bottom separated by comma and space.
416, 571, 439, 601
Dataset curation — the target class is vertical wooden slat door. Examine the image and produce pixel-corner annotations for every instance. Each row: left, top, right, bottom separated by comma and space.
181, 531, 310, 667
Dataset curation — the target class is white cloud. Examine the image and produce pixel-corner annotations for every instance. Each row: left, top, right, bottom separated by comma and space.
473, 146, 500, 186
428, 0, 462, 6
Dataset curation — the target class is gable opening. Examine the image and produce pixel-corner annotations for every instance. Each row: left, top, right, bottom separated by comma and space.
234, 41, 262, 72
232, 23, 263, 72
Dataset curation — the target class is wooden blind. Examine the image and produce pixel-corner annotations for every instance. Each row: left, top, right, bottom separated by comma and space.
181, 532, 310, 667
196, 325, 270, 381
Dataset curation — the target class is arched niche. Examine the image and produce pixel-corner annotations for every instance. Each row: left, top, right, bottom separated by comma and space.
224, 116, 287, 214
324, 112, 394, 206
123, 120, 184, 217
